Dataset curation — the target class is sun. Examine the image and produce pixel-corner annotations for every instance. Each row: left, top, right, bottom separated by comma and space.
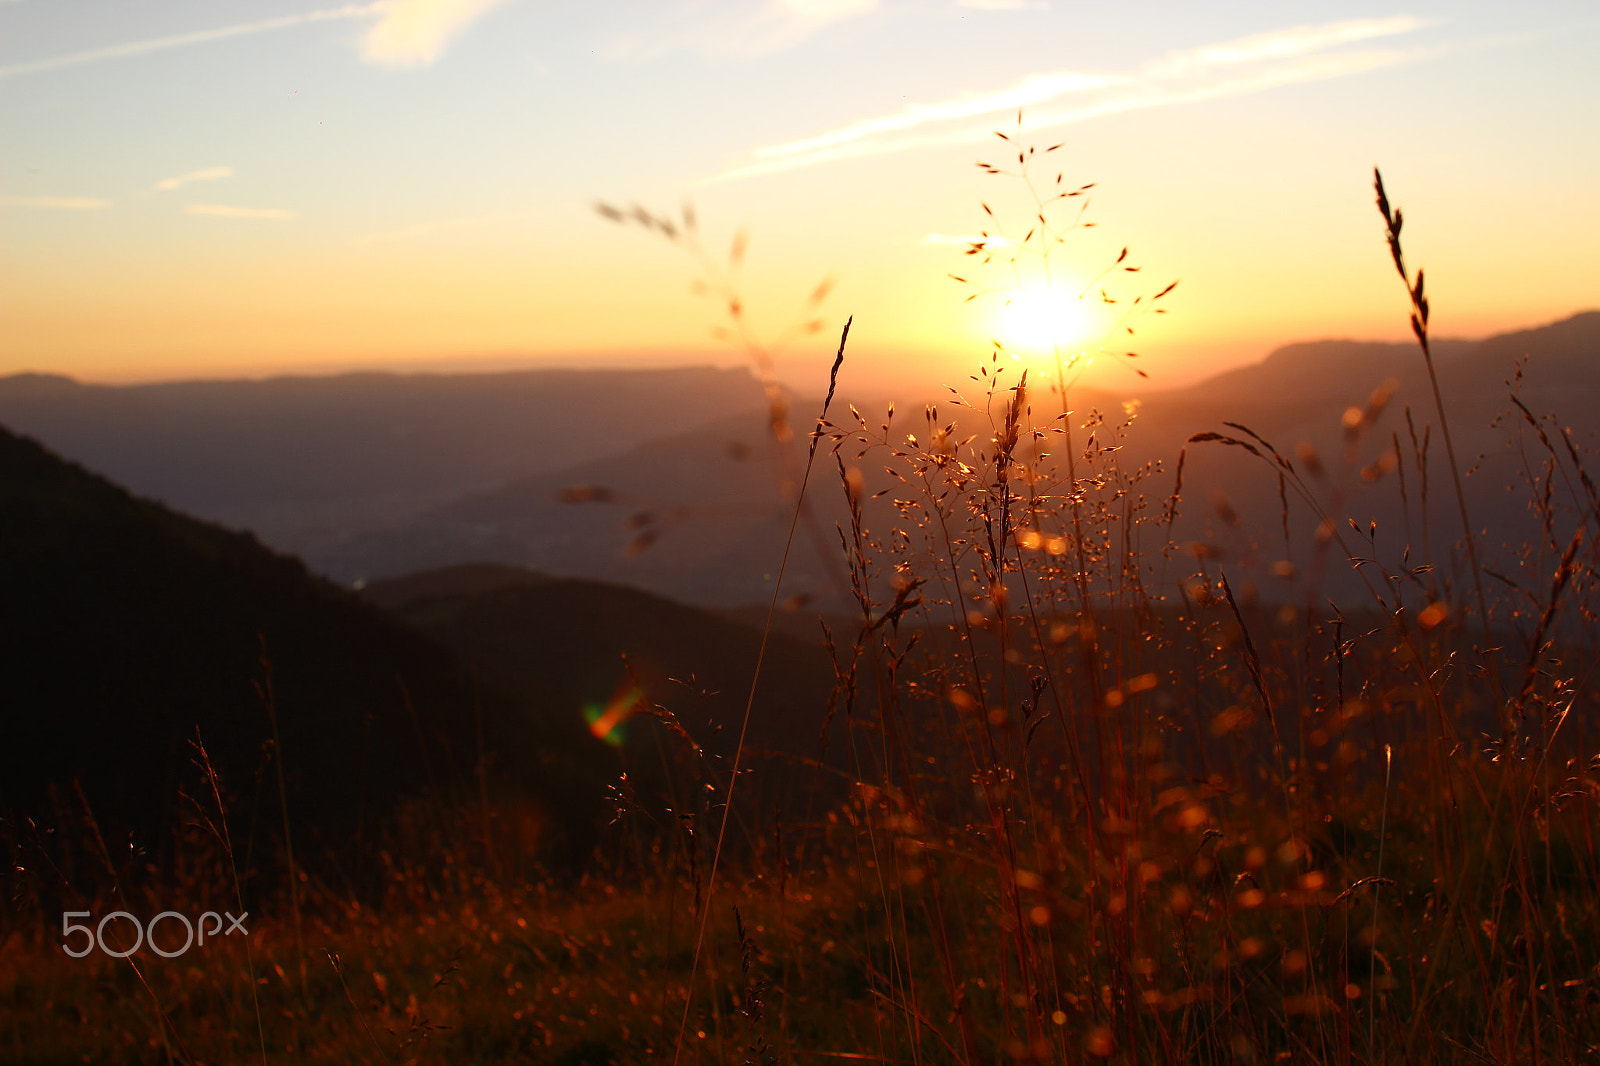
996, 286, 1104, 357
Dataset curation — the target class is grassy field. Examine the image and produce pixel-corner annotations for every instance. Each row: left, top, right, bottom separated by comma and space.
3, 138, 1598, 1066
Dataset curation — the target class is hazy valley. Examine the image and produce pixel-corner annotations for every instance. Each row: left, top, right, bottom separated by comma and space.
4, 312, 1596, 612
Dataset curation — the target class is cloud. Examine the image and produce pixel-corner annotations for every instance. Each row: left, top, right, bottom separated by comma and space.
708, 17, 1433, 182
361, 0, 516, 67
1, 195, 111, 209
154, 166, 234, 192
0, 1, 524, 77
1023, 48, 1416, 132
755, 71, 1114, 162
1152, 16, 1427, 75
186, 204, 296, 220
0, 3, 388, 79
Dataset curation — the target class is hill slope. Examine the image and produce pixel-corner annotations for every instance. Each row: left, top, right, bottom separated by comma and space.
359, 563, 847, 825
327, 411, 848, 606
0, 428, 612, 862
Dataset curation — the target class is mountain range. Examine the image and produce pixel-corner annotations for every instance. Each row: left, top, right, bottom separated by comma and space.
3, 312, 1596, 615
0, 365, 766, 563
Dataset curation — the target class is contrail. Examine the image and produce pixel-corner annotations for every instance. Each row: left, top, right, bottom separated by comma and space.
0, 2, 389, 79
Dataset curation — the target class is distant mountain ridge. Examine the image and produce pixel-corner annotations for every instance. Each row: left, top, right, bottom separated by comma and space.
0, 364, 768, 558
1121, 311, 1600, 607
3, 312, 1595, 610
323, 407, 843, 606
1172, 337, 1476, 405
314, 312, 1600, 607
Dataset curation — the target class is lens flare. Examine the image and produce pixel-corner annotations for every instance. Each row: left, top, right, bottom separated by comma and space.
584, 684, 644, 747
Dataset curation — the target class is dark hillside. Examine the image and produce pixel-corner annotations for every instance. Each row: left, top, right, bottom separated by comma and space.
360, 564, 846, 831
0, 429, 611, 867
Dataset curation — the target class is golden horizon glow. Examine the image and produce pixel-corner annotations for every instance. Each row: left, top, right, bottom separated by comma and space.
1, 4, 1594, 392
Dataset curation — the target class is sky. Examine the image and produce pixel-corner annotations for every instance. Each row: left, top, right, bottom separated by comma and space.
1, 0, 1596, 395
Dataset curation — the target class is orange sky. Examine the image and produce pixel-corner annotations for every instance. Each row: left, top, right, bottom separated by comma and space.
2, 1, 1596, 396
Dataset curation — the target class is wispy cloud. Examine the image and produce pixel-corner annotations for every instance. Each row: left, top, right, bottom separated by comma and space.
608, 0, 878, 60
0, 3, 388, 79
154, 166, 233, 192
709, 17, 1433, 182
0, 1, 517, 77
1023, 48, 1417, 136
1, 195, 111, 209
361, 0, 517, 67
758, 71, 1115, 162
1152, 16, 1424, 75
186, 204, 296, 220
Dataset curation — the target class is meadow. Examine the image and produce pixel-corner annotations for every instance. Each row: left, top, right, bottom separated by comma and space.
2, 132, 1597, 1066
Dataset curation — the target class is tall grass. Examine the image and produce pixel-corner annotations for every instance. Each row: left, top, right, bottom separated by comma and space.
610, 121, 1599, 1064
3, 122, 1597, 1065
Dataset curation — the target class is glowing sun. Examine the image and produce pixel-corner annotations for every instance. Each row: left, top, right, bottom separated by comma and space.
997, 287, 1103, 355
